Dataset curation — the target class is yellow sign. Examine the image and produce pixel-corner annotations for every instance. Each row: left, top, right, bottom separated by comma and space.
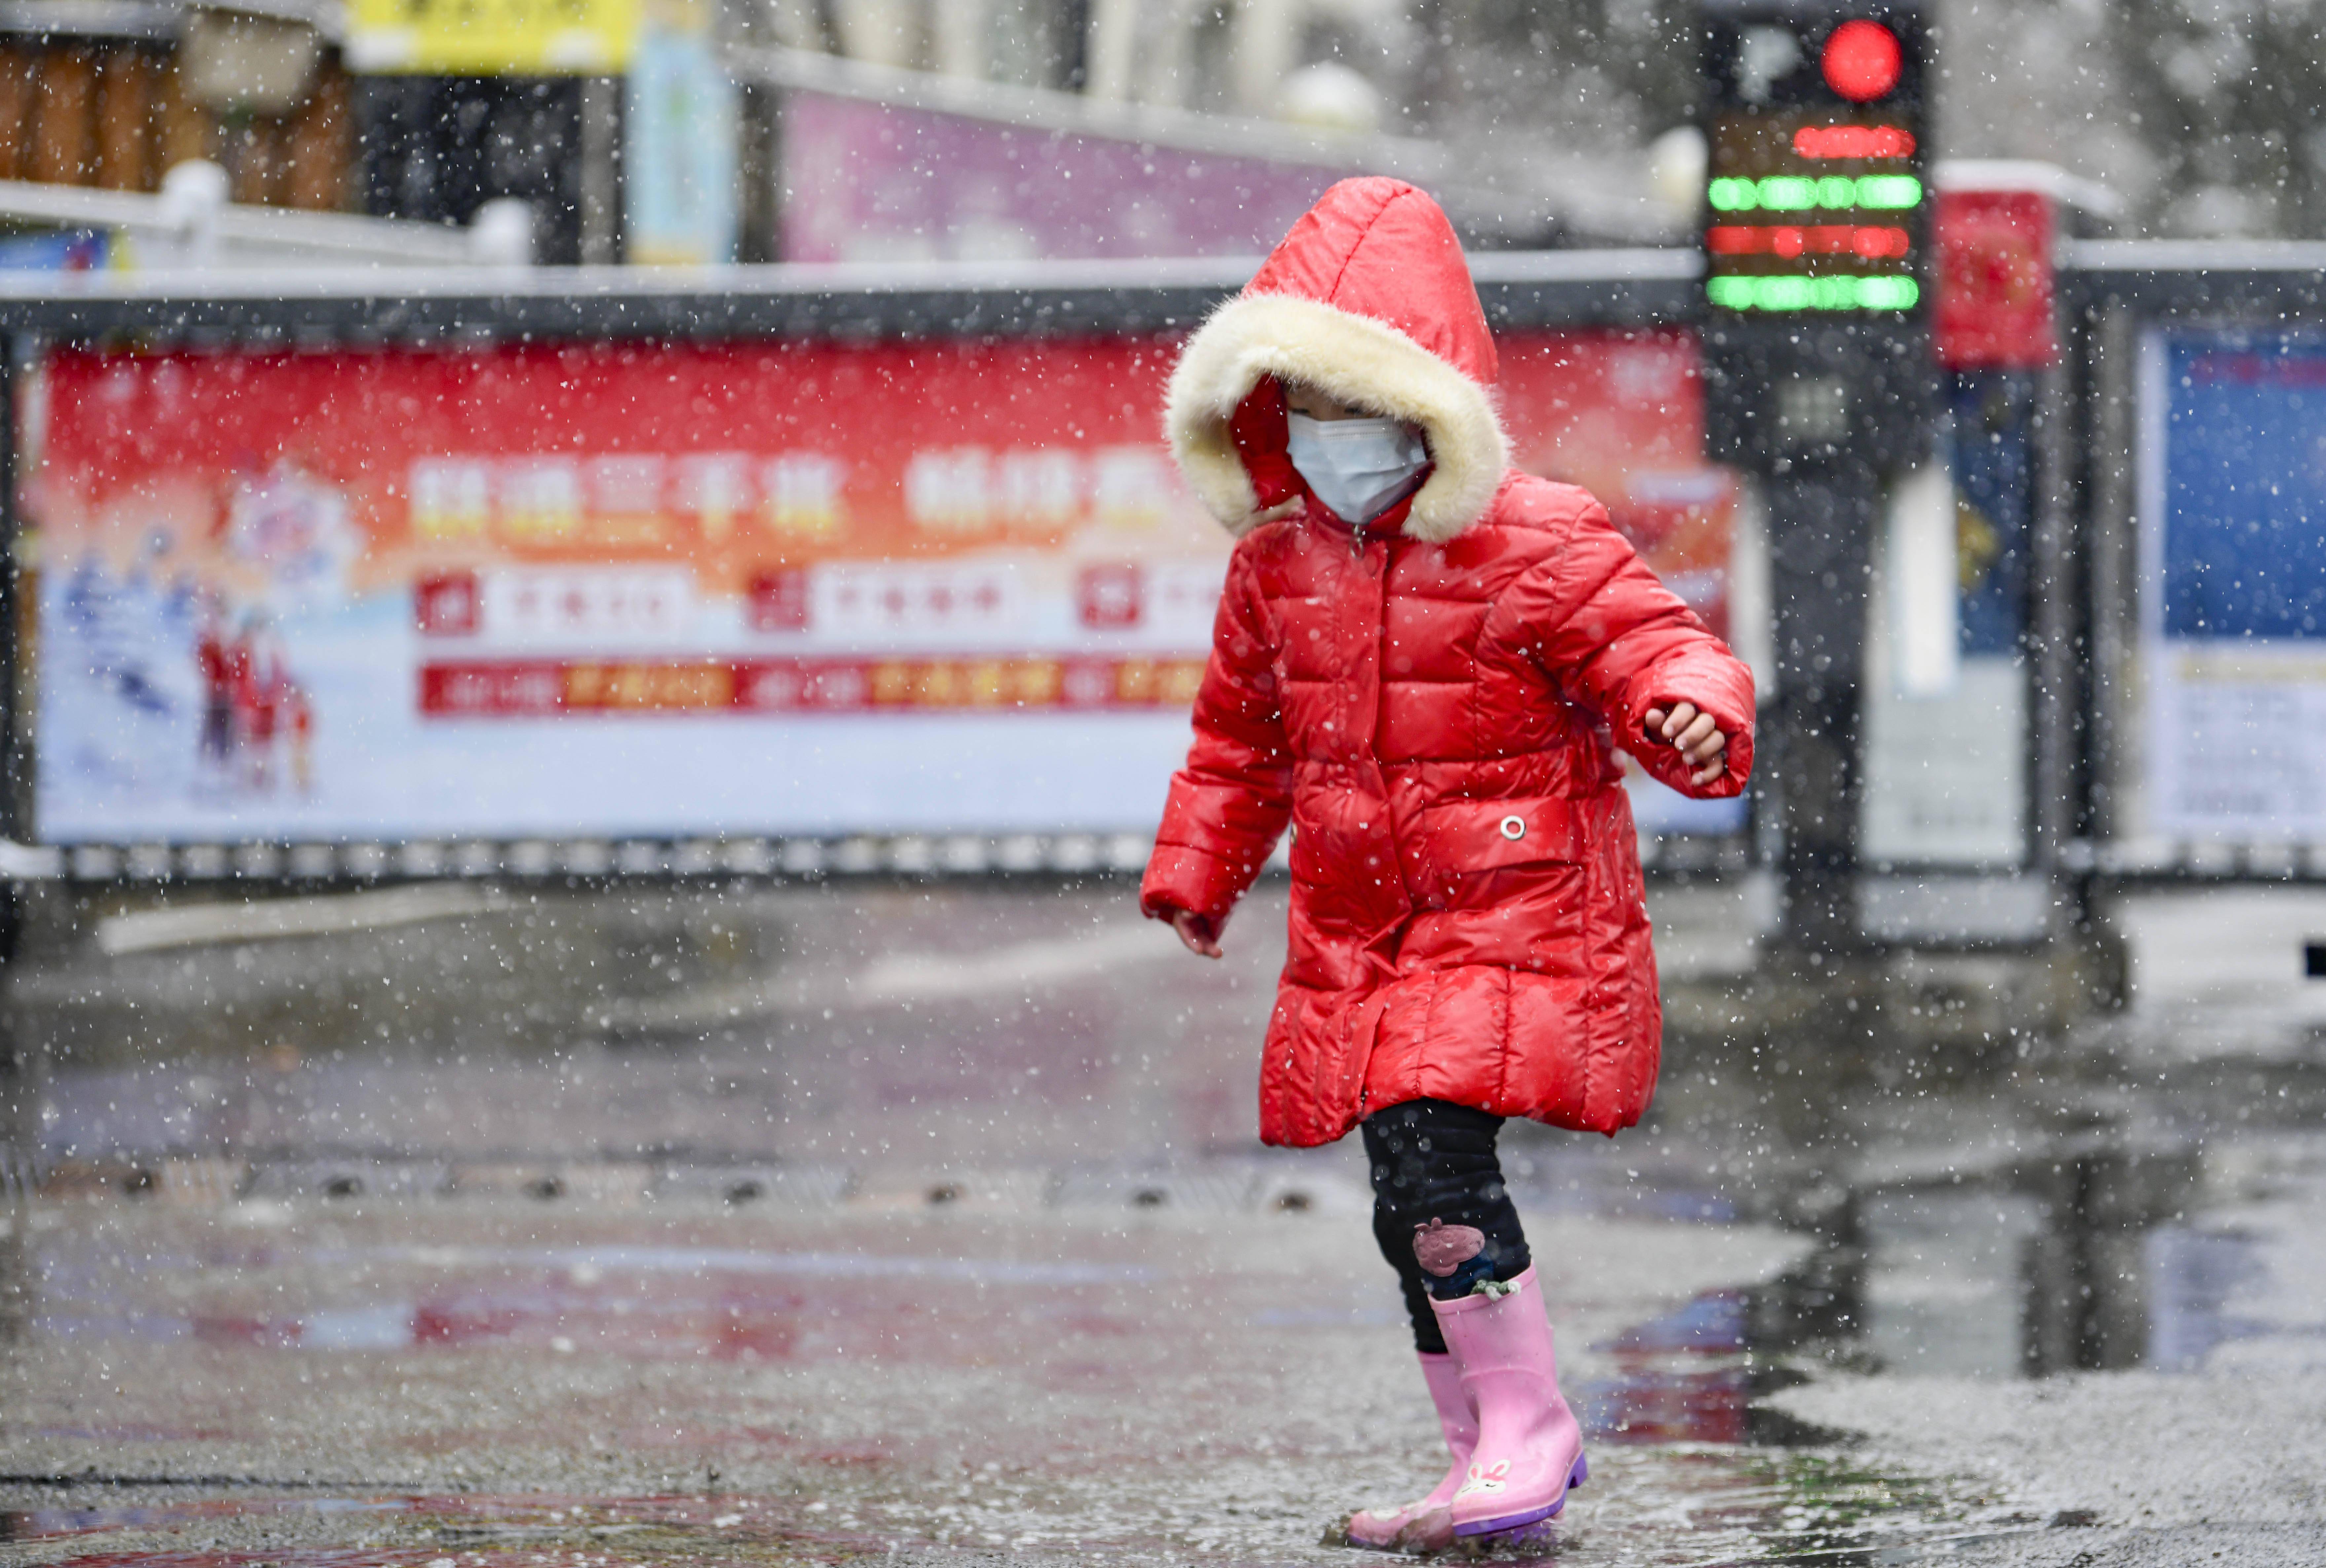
345, 0, 642, 75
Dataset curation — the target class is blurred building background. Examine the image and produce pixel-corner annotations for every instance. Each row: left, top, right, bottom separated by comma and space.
1, 0, 2322, 269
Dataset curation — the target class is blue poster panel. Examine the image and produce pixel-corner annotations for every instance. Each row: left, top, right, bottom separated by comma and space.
2141, 329, 2326, 838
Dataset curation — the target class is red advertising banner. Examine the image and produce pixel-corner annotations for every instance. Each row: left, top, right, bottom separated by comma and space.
33, 328, 1735, 842
1936, 187, 2056, 370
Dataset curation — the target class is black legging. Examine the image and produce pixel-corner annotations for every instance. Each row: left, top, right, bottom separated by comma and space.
1363, 1098, 1531, 1354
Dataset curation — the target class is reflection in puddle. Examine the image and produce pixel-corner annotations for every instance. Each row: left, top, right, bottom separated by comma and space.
1584, 1290, 1854, 1451
1860, 1188, 2043, 1378
2143, 1224, 2269, 1371
34, 1243, 1154, 1360
1584, 1292, 1754, 1446
1664, 1131, 2263, 1384
0, 1498, 401, 1544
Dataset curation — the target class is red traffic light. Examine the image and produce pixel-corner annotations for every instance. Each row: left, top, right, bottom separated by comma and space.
1821, 20, 1902, 101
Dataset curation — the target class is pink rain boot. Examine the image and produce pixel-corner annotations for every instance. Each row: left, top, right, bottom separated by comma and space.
1430, 1266, 1588, 1539
1342, 1351, 1475, 1552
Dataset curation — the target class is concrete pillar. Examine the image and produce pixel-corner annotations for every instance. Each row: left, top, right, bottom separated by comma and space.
829, 0, 923, 67
1084, 0, 1137, 101
930, 0, 991, 79
1124, 0, 1202, 107
764, 0, 830, 49
1227, 0, 1298, 113
578, 75, 622, 265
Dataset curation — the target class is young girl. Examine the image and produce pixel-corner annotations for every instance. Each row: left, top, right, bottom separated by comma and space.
1140, 178, 1754, 1550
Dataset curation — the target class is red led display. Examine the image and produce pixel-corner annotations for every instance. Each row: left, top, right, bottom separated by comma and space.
1706, 225, 1911, 259
1793, 124, 1914, 159
1821, 21, 1902, 102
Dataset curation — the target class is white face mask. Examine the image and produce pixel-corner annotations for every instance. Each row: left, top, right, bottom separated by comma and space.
1285, 411, 1430, 527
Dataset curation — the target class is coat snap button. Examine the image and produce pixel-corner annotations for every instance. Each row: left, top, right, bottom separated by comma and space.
1499, 814, 1526, 841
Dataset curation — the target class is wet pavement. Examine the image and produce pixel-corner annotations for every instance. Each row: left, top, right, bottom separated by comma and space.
5, 878, 2326, 1565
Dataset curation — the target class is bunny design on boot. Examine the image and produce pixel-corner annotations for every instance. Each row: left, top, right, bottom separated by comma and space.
1427, 1266, 1588, 1538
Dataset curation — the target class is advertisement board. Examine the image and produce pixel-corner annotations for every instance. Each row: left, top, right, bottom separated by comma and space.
779, 91, 1356, 264
2140, 329, 2326, 840
31, 329, 1736, 845
346, 0, 640, 74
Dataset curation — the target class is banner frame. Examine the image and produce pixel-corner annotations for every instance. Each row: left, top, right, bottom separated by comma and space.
4, 256, 1718, 877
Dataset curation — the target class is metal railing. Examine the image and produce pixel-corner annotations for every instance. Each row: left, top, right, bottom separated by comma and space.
0, 166, 534, 271
0, 247, 1698, 342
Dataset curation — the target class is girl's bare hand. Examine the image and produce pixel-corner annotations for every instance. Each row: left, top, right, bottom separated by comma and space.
1170, 907, 1226, 959
1643, 701, 1730, 788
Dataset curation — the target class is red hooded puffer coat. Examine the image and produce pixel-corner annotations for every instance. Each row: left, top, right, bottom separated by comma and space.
1140, 178, 1756, 1149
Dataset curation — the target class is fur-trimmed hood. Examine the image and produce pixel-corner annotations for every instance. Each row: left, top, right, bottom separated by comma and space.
1165, 179, 1508, 545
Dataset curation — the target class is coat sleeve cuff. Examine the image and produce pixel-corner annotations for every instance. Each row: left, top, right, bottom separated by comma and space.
1140, 844, 1245, 923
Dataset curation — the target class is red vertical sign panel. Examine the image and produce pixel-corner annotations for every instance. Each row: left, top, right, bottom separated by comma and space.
1936, 187, 2056, 370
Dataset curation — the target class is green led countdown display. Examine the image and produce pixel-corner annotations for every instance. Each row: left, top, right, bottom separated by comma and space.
1707, 274, 1918, 310
1707, 175, 1922, 211
1702, 8, 1929, 317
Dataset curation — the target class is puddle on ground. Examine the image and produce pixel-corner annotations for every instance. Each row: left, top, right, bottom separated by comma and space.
1533, 1123, 2256, 1389
1, 1117, 2298, 1565
0, 1213, 2057, 1568
1576, 1289, 1847, 1450
0, 1498, 403, 1544
22, 1161, 2236, 1422
0, 1468, 2045, 1567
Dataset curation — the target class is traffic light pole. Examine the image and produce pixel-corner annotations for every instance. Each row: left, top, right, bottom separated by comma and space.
1763, 456, 1879, 958
1706, 319, 1926, 960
